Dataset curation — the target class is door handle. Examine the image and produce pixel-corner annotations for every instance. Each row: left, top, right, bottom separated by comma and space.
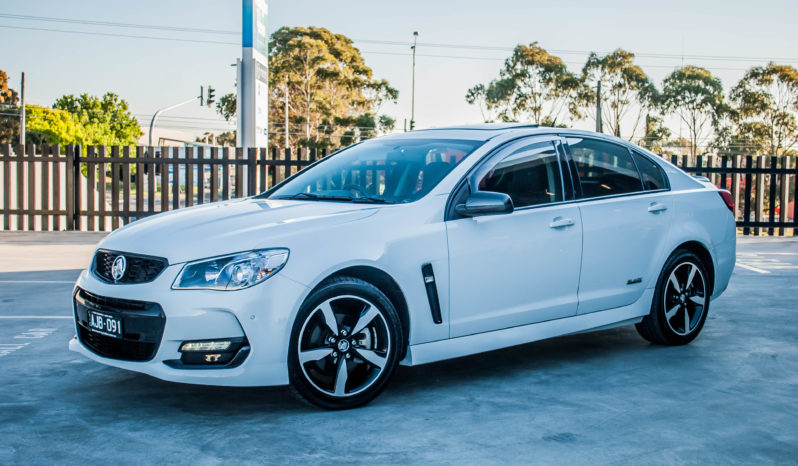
647, 202, 668, 213
549, 217, 575, 228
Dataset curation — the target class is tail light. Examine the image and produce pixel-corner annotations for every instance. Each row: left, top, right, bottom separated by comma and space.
718, 190, 734, 213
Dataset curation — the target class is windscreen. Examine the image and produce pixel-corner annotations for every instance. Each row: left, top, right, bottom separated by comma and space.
268, 138, 483, 204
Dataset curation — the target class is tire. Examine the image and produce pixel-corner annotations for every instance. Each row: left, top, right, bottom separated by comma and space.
636, 249, 710, 346
288, 276, 404, 409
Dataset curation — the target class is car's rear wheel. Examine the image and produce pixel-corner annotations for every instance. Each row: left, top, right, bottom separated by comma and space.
288, 277, 403, 409
636, 250, 710, 345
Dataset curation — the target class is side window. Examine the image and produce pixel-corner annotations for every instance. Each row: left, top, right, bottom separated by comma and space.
478, 142, 563, 208
631, 151, 667, 191
568, 138, 643, 198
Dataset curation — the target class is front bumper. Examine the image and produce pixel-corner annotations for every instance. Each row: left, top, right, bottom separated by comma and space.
69, 265, 309, 387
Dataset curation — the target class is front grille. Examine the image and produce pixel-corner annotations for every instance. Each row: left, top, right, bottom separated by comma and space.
93, 249, 167, 284
74, 288, 166, 362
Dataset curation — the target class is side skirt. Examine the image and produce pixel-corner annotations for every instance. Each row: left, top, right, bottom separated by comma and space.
401, 288, 653, 366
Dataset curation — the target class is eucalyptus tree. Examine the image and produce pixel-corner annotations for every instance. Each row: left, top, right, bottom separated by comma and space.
465, 42, 585, 125
730, 62, 798, 155
661, 66, 724, 157
582, 49, 659, 139
268, 26, 397, 148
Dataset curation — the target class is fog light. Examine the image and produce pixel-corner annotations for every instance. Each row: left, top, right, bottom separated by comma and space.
180, 340, 232, 352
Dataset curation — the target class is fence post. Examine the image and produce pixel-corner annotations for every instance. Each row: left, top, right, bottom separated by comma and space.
86, 146, 96, 231
111, 146, 120, 229
2, 144, 10, 230
65, 145, 74, 230
755, 155, 765, 236
732, 155, 741, 222
26, 144, 36, 230
768, 156, 777, 236
283, 147, 291, 182
73, 145, 82, 230
247, 148, 257, 196
779, 156, 789, 236
235, 148, 244, 198
52, 144, 61, 231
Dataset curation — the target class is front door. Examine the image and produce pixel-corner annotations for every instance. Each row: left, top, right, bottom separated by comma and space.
446, 138, 582, 337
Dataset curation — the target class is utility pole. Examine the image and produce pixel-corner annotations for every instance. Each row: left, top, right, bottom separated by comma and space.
595, 81, 603, 133
19, 72, 25, 146
284, 81, 289, 147
410, 31, 418, 130
305, 89, 310, 142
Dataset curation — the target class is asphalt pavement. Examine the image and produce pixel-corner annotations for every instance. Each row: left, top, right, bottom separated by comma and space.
0, 233, 796, 465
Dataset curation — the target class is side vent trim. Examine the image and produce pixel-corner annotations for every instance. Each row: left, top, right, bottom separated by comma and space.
421, 263, 443, 324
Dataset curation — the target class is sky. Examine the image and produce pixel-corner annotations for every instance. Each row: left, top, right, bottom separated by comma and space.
1, 0, 797, 142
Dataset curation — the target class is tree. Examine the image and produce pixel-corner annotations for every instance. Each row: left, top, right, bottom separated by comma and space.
268, 26, 398, 148
24, 105, 87, 146
730, 62, 798, 155
582, 49, 658, 139
216, 92, 236, 122
215, 27, 397, 148
465, 42, 585, 125
53, 92, 142, 145
638, 114, 671, 154
661, 66, 724, 157
0, 69, 20, 144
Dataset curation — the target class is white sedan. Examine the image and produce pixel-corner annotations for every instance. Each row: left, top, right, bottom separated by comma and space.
70, 124, 736, 409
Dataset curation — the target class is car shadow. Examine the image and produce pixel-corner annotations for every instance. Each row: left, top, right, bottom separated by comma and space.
61, 323, 665, 417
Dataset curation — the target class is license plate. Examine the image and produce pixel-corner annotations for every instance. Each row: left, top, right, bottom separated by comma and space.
87, 310, 123, 339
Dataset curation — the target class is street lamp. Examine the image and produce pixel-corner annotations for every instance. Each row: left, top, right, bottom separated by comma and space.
410, 31, 419, 131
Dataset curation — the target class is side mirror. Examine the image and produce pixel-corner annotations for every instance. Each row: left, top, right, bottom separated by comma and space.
455, 191, 514, 217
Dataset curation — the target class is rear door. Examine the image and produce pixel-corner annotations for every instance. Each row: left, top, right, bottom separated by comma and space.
563, 137, 672, 314
446, 137, 582, 337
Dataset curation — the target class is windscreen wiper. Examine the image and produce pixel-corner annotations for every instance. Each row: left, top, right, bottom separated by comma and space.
277, 192, 392, 204
350, 196, 392, 204
276, 192, 354, 201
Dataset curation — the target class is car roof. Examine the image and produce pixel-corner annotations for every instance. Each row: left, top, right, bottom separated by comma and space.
381, 123, 632, 144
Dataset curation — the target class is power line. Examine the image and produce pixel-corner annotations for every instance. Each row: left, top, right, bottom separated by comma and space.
359, 50, 758, 72
354, 39, 798, 64
0, 13, 238, 35
0, 24, 238, 46
1, 13, 794, 65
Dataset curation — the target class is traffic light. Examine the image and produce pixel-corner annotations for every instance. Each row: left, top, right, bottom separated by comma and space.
199, 85, 204, 106
207, 86, 215, 107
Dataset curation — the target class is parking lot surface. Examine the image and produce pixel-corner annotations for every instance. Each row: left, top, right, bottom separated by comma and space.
1, 233, 796, 465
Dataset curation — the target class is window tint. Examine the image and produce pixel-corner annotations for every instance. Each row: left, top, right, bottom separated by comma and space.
631, 151, 667, 191
478, 142, 563, 208
568, 138, 642, 198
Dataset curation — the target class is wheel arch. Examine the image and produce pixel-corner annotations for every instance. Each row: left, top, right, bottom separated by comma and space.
672, 240, 715, 295
313, 265, 410, 356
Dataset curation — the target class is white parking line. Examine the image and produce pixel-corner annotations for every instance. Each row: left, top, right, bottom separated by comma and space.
736, 263, 771, 274
0, 280, 75, 284
0, 316, 73, 319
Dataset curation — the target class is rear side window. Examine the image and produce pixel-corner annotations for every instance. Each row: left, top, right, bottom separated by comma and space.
478, 142, 563, 208
568, 138, 642, 198
631, 151, 667, 191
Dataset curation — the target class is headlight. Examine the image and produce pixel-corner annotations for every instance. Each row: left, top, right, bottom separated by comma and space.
172, 249, 289, 291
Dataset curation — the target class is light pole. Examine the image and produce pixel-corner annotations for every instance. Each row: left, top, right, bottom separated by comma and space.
410, 31, 418, 131
148, 92, 201, 146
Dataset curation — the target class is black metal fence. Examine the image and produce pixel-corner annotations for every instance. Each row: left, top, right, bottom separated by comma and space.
670, 154, 797, 236
1, 145, 796, 235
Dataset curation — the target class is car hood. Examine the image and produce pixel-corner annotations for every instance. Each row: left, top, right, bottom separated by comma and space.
98, 198, 381, 264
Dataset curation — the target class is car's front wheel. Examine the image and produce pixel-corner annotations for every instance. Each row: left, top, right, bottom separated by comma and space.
288, 277, 403, 409
636, 249, 710, 345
